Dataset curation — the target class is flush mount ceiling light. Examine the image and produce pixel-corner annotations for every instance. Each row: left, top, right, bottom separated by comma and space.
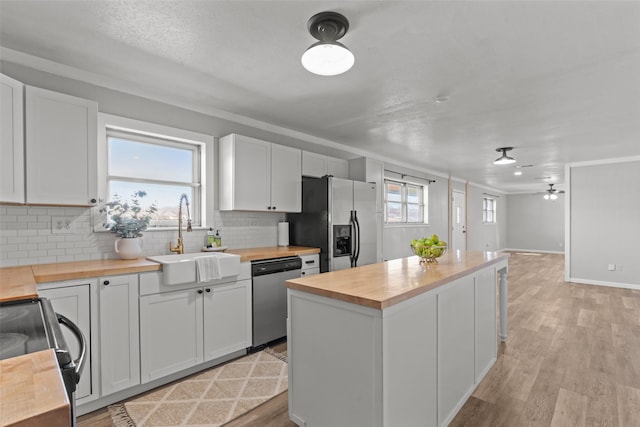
493, 147, 516, 165
301, 11, 354, 76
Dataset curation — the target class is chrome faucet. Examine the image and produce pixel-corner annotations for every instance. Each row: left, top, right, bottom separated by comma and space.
169, 193, 192, 254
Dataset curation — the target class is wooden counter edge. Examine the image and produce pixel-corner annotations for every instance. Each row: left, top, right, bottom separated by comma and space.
226, 246, 320, 263
0, 349, 70, 427
0, 266, 38, 303
31, 260, 161, 283
286, 253, 509, 310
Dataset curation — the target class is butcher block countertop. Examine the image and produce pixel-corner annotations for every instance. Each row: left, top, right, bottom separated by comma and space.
225, 246, 320, 262
286, 250, 509, 309
0, 266, 38, 302
0, 350, 70, 427
30, 258, 161, 284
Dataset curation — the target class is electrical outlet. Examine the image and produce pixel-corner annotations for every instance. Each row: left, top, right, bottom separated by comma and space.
52, 216, 76, 234
608, 263, 616, 271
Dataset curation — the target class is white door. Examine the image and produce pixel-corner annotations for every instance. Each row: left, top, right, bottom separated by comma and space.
451, 190, 466, 252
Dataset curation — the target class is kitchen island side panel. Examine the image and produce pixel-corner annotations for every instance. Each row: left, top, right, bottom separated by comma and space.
288, 290, 383, 427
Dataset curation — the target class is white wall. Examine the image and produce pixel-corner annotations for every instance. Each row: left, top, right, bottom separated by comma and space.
568, 159, 640, 287
382, 169, 448, 261
466, 184, 507, 251
506, 193, 564, 253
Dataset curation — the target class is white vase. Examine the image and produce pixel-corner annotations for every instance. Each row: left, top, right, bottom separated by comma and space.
115, 237, 143, 260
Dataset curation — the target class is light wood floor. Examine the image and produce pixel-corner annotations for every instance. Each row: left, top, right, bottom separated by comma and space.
79, 252, 640, 426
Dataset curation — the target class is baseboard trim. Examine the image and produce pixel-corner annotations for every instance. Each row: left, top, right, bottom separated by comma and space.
568, 278, 640, 291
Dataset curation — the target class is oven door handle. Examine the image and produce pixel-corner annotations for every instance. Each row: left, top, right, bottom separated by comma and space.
57, 313, 87, 384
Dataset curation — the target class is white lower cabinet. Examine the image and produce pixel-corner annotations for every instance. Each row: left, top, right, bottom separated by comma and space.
38, 280, 98, 404
140, 287, 204, 383
139, 270, 252, 384
300, 254, 320, 277
203, 279, 252, 361
99, 274, 140, 395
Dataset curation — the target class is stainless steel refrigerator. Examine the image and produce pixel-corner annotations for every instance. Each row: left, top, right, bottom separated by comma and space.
287, 176, 377, 272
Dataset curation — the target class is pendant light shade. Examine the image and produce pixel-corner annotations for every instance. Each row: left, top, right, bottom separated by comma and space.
493, 147, 516, 165
302, 12, 354, 76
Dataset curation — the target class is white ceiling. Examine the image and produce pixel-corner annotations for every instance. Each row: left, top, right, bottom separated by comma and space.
2, 1, 639, 193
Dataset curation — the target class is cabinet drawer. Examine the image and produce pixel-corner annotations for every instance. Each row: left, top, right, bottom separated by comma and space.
300, 254, 319, 271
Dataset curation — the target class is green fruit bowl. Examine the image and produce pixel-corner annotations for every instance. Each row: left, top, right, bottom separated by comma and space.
410, 244, 448, 263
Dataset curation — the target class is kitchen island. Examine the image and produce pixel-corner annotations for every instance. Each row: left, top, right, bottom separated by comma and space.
285, 250, 509, 427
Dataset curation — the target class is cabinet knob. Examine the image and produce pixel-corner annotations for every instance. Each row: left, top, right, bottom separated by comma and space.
103, 280, 110, 285
90, 198, 97, 204
205, 288, 211, 293
197, 289, 204, 294
301, 271, 306, 276
267, 206, 272, 210
272, 206, 276, 210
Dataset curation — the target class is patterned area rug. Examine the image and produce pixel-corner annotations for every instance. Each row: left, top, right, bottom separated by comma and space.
109, 350, 287, 426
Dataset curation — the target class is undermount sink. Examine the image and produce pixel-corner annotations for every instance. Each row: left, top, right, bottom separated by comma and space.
147, 252, 241, 285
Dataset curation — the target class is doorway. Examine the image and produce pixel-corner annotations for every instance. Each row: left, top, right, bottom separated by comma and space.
451, 190, 466, 251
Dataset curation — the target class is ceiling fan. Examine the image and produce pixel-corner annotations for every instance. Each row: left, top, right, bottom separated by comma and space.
542, 184, 565, 200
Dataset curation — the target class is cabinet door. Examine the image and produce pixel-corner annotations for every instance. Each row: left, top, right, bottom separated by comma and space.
25, 86, 97, 206
219, 134, 270, 211
99, 274, 140, 395
326, 158, 349, 179
203, 279, 252, 361
300, 267, 320, 277
38, 284, 92, 400
0, 74, 25, 203
475, 267, 497, 383
437, 276, 475, 426
271, 144, 301, 212
140, 288, 203, 383
302, 151, 326, 178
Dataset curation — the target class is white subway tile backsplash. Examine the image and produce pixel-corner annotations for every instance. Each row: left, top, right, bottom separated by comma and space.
0, 205, 286, 267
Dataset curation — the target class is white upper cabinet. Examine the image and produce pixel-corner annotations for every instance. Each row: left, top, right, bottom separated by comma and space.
270, 143, 302, 212
219, 133, 301, 212
302, 151, 349, 179
0, 74, 25, 203
25, 86, 98, 206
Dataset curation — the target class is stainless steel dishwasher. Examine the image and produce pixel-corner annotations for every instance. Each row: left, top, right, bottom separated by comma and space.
251, 256, 302, 348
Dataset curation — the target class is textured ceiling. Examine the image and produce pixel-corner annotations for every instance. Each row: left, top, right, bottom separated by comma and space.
2, 1, 639, 193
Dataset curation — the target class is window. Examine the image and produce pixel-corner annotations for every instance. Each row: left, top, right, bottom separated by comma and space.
98, 114, 213, 229
384, 179, 428, 224
483, 197, 496, 223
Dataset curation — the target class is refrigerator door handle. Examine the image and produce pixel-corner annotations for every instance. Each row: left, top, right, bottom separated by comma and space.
353, 210, 361, 266
349, 211, 357, 268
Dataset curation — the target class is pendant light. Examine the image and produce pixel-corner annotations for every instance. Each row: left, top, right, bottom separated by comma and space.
493, 147, 516, 165
302, 11, 354, 76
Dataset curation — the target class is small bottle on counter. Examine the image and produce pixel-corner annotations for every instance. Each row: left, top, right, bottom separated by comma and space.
214, 230, 222, 248
206, 228, 216, 247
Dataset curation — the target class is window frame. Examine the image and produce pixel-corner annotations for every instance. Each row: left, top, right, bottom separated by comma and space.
97, 113, 214, 231
384, 179, 429, 225
482, 197, 497, 224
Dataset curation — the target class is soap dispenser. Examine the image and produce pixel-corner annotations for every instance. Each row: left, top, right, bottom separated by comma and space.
214, 230, 222, 248
206, 228, 216, 247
